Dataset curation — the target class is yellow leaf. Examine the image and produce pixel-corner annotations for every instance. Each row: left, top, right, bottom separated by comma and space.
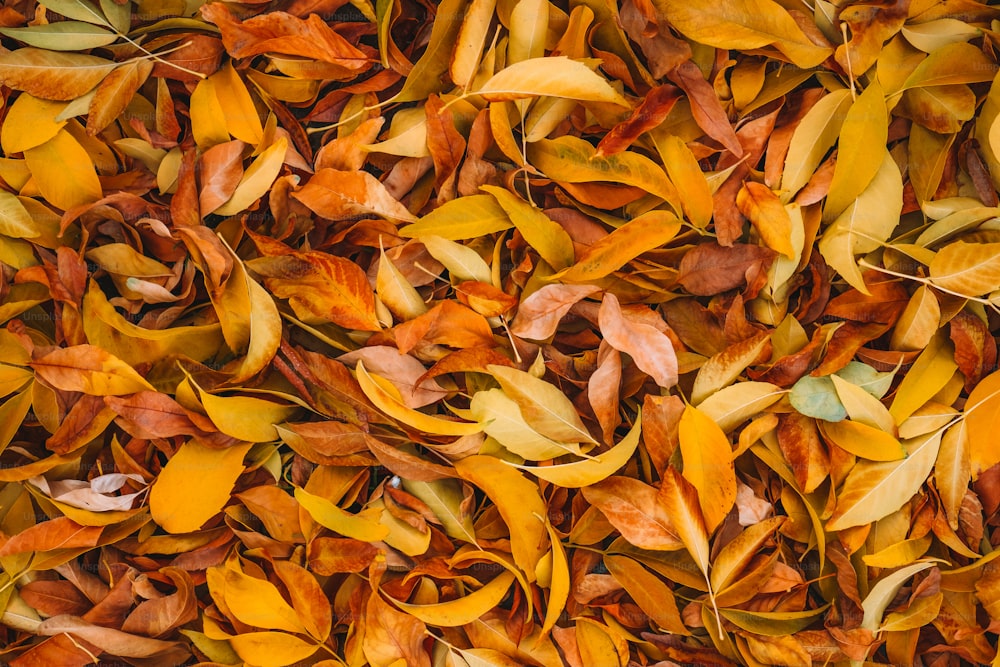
399, 194, 513, 240
488, 364, 596, 445
376, 244, 427, 321
23, 129, 102, 210
470, 389, 584, 460
818, 419, 905, 461
420, 234, 492, 284
477, 56, 628, 106
710, 516, 785, 593
189, 74, 230, 148
830, 374, 895, 433
553, 210, 681, 282
929, 241, 1000, 296
655, 0, 833, 69
824, 80, 888, 220
0, 93, 65, 154
966, 370, 1000, 478
212, 61, 264, 146
889, 332, 958, 425
528, 136, 681, 211
149, 441, 252, 534
691, 331, 770, 405
294, 486, 390, 542
507, 0, 547, 64
538, 519, 569, 640
737, 181, 795, 258
454, 455, 549, 581
653, 133, 713, 228
482, 185, 575, 271
388, 571, 515, 626
604, 554, 689, 635
83, 281, 225, 367
780, 89, 852, 198
229, 631, 320, 667
861, 535, 932, 568
657, 467, 710, 580
678, 404, 736, 532
450, 0, 497, 89
817, 149, 904, 294
214, 137, 287, 217
509, 415, 641, 487
826, 427, 944, 531
218, 566, 311, 634
85, 243, 172, 277
888, 285, 940, 352
192, 380, 298, 443
697, 382, 784, 433
356, 361, 482, 436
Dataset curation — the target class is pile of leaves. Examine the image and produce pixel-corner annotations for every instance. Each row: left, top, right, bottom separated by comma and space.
2, 0, 1000, 664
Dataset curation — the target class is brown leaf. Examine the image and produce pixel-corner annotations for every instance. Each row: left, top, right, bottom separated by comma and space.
307, 537, 380, 575
291, 168, 416, 222
667, 60, 742, 157
201, 2, 370, 67
35, 615, 186, 659
198, 140, 245, 214
581, 476, 682, 550
363, 589, 431, 667
249, 251, 381, 331
121, 568, 198, 638
676, 243, 777, 296
0, 517, 102, 556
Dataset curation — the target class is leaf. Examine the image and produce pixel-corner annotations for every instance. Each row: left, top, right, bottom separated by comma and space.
697, 382, 784, 432
363, 587, 431, 667
678, 404, 737, 532
860, 562, 937, 631
604, 554, 688, 634
0, 48, 116, 100
30, 344, 154, 396
488, 364, 596, 445
292, 168, 416, 222
23, 129, 102, 211
214, 136, 288, 216
676, 243, 776, 296
965, 369, 1000, 478
657, 467, 710, 581
454, 455, 549, 581
581, 476, 681, 550
827, 427, 945, 531
35, 615, 183, 658
478, 56, 629, 106
228, 631, 320, 667
470, 389, 583, 460
555, 210, 682, 281
482, 185, 575, 271
389, 571, 515, 626
510, 284, 601, 340
824, 80, 888, 220
654, 0, 833, 69
249, 250, 382, 331
0, 21, 117, 52
929, 241, 1000, 296
781, 89, 852, 198
509, 414, 642, 487
528, 136, 681, 209
149, 441, 252, 534
691, 331, 770, 405
818, 419, 905, 461
356, 360, 482, 436
736, 181, 794, 257
597, 292, 678, 389
294, 486, 390, 542
0, 93, 66, 155
400, 194, 513, 240
817, 149, 904, 294
789, 375, 846, 422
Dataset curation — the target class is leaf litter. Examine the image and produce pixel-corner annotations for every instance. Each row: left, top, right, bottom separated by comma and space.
0, 0, 999, 665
